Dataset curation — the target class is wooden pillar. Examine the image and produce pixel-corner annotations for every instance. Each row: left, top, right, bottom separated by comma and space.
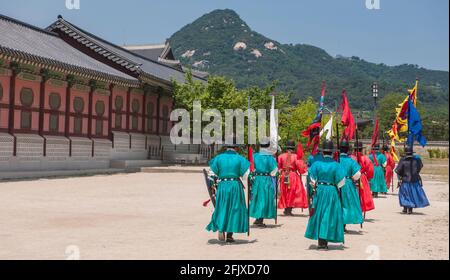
65, 76, 74, 157
156, 92, 161, 135
39, 71, 50, 157
126, 88, 131, 132
65, 78, 73, 138
108, 84, 114, 140
9, 63, 18, 156
87, 81, 96, 138
142, 91, 147, 134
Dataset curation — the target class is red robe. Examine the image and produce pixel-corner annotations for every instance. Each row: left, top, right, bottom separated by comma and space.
384, 152, 395, 190
352, 153, 375, 212
277, 152, 308, 209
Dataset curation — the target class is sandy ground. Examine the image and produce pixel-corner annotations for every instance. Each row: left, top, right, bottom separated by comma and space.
0, 165, 448, 260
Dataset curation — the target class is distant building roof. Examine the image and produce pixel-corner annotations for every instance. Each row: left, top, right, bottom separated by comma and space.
0, 14, 139, 87
47, 16, 206, 86
123, 42, 183, 71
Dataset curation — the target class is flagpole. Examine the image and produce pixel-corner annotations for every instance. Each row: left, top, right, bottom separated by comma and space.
355, 115, 365, 229
247, 95, 251, 237
335, 113, 341, 163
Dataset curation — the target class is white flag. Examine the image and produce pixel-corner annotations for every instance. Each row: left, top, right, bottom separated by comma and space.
269, 95, 279, 153
320, 116, 333, 141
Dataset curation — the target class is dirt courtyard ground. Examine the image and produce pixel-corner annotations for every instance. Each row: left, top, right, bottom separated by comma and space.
0, 163, 448, 260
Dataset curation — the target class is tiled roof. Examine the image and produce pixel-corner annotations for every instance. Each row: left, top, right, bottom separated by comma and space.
123, 43, 183, 71
123, 44, 167, 61
47, 16, 206, 85
0, 14, 139, 86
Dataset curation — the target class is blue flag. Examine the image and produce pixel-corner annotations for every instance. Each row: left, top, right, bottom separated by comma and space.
407, 98, 427, 147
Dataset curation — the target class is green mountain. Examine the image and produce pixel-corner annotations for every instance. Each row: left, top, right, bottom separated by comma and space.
169, 9, 449, 114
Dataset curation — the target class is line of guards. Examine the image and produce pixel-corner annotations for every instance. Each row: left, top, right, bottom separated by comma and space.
204, 139, 429, 249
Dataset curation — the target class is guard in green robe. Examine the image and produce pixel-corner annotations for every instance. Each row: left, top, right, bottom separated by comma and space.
305, 141, 346, 250
369, 144, 388, 197
307, 150, 324, 203
206, 142, 250, 243
250, 141, 278, 227
339, 141, 364, 230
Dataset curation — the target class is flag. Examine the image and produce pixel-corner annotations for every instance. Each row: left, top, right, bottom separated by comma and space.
407, 97, 427, 147
248, 146, 255, 172
320, 116, 333, 140
302, 82, 325, 155
296, 142, 304, 160
371, 119, 379, 166
387, 79, 419, 161
338, 90, 356, 141
390, 79, 419, 135
269, 95, 279, 154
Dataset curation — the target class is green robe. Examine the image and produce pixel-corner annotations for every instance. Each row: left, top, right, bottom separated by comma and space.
369, 152, 388, 193
339, 154, 364, 225
306, 153, 324, 200
206, 150, 250, 233
250, 151, 278, 219
305, 156, 346, 243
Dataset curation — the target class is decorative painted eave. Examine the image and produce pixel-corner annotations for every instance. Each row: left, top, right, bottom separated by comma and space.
0, 46, 141, 88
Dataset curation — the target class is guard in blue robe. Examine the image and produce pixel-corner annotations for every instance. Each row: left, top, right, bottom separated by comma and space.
305, 141, 346, 249
395, 146, 430, 214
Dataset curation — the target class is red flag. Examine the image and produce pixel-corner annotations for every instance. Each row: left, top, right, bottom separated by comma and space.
248, 146, 255, 172
371, 119, 380, 166
338, 90, 356, 141
296, 142, 304, 160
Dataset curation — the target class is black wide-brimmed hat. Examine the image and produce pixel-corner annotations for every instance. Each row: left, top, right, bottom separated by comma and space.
340, 140, 350, 148
405, 146, 414, 156
224, 136, 240, 148
285, 140, 296, 150
260, 137, 271, 148
354, 142, 364, 151
382, 145, 389, 151
322, 140, 334, 153
340, 140, 350, 152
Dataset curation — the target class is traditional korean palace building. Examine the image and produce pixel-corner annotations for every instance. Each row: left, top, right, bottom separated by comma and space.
0, 14, 209, 172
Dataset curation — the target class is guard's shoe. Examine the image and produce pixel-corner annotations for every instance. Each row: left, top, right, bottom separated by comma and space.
402, 207, 408, 214
253, 218, 263, 225
226, 237, 235, 243
318, 239, 329, 250
408, 208, 413, 215
226, 233, 235, 243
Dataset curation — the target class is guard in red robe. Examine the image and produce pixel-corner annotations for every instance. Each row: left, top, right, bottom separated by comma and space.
383, 145, 395, 192
277, 140, 308, 215
352, 142, 375, 213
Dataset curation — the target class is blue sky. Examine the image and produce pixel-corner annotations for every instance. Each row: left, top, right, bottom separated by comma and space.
1, 0, 448, 71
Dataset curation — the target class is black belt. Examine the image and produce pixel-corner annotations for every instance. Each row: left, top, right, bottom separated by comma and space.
253, 173, 271, 176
